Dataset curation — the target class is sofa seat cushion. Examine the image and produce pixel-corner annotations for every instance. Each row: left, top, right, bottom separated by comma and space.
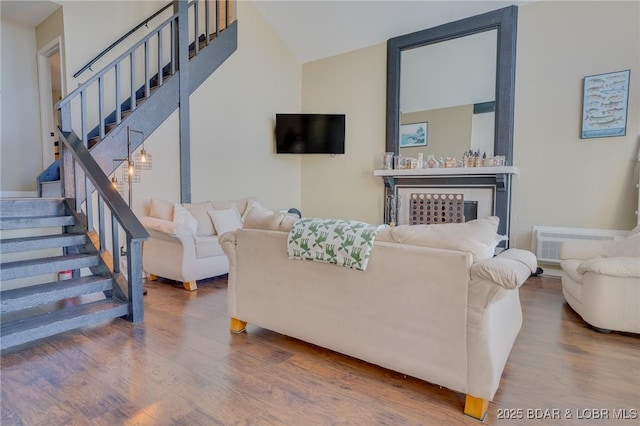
195, 235, 225, 259
378, 216, 502, 260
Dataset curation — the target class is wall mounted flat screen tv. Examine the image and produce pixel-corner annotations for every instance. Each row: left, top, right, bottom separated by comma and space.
275, 113, 345, 154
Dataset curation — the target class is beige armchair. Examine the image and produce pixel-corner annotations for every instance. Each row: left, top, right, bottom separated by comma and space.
559, 227, 640, 333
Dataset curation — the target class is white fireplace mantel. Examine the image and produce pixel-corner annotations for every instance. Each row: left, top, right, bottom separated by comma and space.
373, 166, 519, 177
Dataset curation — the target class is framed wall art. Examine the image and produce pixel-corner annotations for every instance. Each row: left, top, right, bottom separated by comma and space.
399, 122, 427, 147
581, 70, 630, 139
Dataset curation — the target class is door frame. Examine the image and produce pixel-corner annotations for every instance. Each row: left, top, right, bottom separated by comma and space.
37, 36, 65, 169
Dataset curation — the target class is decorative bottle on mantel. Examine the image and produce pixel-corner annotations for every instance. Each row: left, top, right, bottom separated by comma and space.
427, 155, 438, 168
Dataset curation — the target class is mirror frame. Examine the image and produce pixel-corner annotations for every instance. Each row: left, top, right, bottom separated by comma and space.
386, 6, 518, 162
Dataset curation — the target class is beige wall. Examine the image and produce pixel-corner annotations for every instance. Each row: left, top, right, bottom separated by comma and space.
512, 1, 639, 249
0, 19, 43, 192
300, 1, 639, 249
301, 43, 386, 224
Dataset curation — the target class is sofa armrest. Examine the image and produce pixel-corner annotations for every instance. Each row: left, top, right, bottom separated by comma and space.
577, 257, 640, 278
140, 216, 195, 239
559, 240, 609, 260
471, 249, 537, 289
219, 231, 238, 267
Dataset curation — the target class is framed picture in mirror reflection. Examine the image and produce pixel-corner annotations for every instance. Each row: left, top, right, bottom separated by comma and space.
399, 122, 428, 147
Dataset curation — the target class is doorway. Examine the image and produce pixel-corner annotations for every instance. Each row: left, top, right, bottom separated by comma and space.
37, 37, 64, 170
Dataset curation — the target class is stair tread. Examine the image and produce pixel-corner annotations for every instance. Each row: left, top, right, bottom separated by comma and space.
1, 253, 97, 269
0, 233, 86, 254
0, 298, 129, 350
0, 215, 75, 230
0, 275, 113, 312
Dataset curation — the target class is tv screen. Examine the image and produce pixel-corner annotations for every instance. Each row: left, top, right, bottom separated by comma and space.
275, 114, 345, 154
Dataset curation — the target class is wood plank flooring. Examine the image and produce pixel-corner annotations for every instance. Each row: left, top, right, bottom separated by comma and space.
1, 275, 638, 425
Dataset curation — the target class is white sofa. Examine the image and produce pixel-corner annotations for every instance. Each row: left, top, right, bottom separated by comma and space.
220, 213, 537, 420
140, 197, 253, 291
560, 227, 640, 333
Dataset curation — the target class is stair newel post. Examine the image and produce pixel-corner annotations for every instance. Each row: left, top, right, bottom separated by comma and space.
59, 102, 72, 133
175, 0, 192, 204
126, 238, 144, 323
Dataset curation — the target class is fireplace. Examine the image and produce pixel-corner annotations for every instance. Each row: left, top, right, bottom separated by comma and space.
375, 166, 518, 247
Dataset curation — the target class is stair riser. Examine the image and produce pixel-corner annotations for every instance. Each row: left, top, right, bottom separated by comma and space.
0, 303, 129, 351
0, 199, 65, 218
0, 234, 87, 254
1, 279, 113, 313
0, 216, 75, 230
0, 257, 100, 281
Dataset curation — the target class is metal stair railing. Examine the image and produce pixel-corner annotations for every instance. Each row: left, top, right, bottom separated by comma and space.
57, 129, 148, 323
50, 1, 235, 323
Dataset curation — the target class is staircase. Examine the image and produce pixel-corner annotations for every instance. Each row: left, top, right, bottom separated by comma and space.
2, 1, 237, 351
0, 198, 128, 351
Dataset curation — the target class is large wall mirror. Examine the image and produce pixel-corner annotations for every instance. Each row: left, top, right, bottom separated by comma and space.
386, 6, 517, 163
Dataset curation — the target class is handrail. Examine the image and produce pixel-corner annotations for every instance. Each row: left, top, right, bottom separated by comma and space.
73, 1, 173, 79
58, 12, 178, 111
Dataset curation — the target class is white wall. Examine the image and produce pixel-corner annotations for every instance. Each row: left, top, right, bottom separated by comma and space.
0, 19, 43, 192
189, 0, 302, 211
300, 1, 639, 247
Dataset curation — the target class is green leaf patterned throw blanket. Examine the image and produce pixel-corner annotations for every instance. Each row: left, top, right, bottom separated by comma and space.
287, 218, 385, 271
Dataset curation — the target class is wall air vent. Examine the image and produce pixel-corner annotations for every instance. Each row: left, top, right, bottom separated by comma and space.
531, 226, 628, 264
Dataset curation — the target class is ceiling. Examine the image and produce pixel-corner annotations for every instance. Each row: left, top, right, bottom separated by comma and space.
1, 0, 528, 64
1, 0, 60, 27
251, 0, 528, 63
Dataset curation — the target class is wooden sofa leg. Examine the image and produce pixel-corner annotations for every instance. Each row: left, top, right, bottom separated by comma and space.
230, 318, 247, 334
464, 394, 489, 421
183, 281, 197, 291
147, 274, 159, 281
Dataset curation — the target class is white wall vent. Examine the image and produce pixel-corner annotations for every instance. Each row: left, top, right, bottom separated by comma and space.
531, 226, 628, 264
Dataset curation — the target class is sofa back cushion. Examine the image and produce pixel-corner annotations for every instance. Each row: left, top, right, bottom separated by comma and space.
208, 207, 243, 236
184, 201, 216, 236
377, 216, 502, 261
149, 197, 174, 221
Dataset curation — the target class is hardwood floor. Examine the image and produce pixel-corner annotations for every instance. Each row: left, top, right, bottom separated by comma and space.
1, 275, 638, 425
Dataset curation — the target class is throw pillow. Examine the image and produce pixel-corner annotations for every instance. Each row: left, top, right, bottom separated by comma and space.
184, 201, 216, 236
208, 207, 243, 236
148, 197, 174, 221
173, 203, 198, 235
241, 199, 273, 222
